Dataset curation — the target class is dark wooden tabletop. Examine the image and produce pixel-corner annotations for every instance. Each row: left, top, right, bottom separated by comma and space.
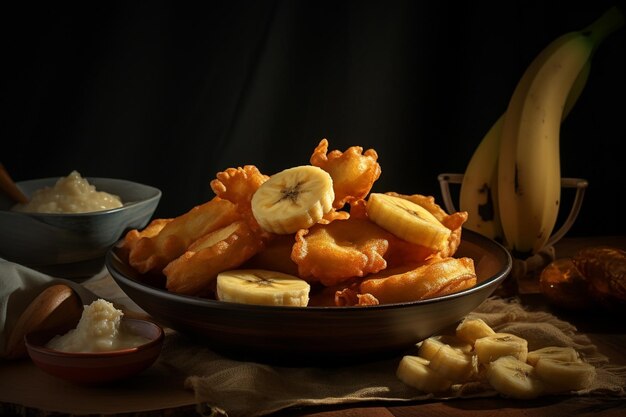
1, 235, 625, 417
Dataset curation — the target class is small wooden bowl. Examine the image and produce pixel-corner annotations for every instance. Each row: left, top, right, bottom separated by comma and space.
24, 318, 164, 385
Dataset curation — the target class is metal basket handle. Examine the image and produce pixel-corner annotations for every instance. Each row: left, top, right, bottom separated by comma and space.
437, 173, 588, 250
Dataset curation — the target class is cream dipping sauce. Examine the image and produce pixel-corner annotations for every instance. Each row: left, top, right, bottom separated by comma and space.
46, 299, 150, 353
12, 170, 123, 213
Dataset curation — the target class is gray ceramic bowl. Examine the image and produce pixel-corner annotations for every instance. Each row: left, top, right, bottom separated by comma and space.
106, 229, 512, 365
0, 177, 161, 278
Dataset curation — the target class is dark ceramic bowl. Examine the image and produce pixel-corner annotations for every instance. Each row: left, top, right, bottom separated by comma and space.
24, 318, 164, 385
0, 177, 161, 278
106, 229, 511, 365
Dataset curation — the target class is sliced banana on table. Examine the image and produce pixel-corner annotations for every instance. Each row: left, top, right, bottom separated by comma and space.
396, 355, 452, 393
251, 165, 335, 234
428, 343, 478, 383
455, 318, 496, 345
534, 357, 596, 392
486, 356, 545, 399
216, 269, 311, 307
396, 314, 596, 398
417, 335, 472, 361
365, 193, 451, 251
527, 346, 581, 366
474, 332, 528, 364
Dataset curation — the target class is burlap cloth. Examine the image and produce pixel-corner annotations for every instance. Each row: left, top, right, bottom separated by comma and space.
2, 259, 625, 417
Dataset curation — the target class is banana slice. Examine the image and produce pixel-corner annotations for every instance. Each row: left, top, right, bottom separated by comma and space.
474, 333, 528, 364
216, 269, 311, 306
417, 335, 472, 360
366, 193, 451, 251
251, 165, 335, 234
487, 356, 544, 399
396, 355, 452, 393
455, 318, 496, 345
527, 346, 580, 366
428, 343, 478, 382
534, 357, 596, 392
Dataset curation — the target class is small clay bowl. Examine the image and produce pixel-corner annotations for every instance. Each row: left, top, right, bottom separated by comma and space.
24, 318, 164, 385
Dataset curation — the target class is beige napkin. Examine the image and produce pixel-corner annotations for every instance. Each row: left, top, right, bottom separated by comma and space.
0, 258, 100, 357
157, 296, 626, 417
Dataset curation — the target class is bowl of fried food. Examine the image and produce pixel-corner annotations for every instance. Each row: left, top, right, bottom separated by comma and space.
0, 170, 161, 278
106, 139, 511, 365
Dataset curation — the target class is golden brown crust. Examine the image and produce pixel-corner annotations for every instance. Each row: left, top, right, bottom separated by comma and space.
359, 257, 477, 304
119, 141, 478, 305
291, 218, 391, 287
572, 246, 626, 302
116, 218, 173, 262
163, 220, 266, 297
129, 198, 240, 274
310, 139, 381, 209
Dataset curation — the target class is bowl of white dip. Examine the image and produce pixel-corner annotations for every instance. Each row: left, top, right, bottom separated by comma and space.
0, 171, 161, 278
24, 299, 164, 385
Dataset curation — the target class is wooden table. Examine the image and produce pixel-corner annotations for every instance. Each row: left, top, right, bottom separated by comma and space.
2, 236, 625, 417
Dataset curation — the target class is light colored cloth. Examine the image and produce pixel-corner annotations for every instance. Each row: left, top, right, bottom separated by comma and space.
162, 297, 626, 417
2, 263, 625, 417
0, 258, 100, 356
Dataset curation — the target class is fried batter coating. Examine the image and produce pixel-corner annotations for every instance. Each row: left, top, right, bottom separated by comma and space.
347, 198, 369, 220
359, 257, 477, 304
335, 287, 380, 306
117, 218, 173, 262
572, 246, 626, 302
291, 218, 391, 287
210, 165, 269, 208
129, 197, 240, 274
307, 280, 356, 306
164, 220, 266, 297
318, 208, 350, 224
242, 234, 300, 276
384, 236, 439, 269
386, 192, 468, 258
310, 139, 381, 209
210, 164, 274, 239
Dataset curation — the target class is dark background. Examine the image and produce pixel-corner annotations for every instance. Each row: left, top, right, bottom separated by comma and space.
1, 1, 624, 237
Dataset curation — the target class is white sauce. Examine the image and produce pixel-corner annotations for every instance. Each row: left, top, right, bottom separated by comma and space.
12, 170, 123, 213
46, 299, 150, 353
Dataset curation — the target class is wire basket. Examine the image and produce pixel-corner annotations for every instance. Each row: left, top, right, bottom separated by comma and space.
437, 173, 588, 294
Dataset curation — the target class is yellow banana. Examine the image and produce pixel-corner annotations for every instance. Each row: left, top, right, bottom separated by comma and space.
216, 269, 311, 306
455, 317, 496, 345
428, 343, 478, 382
417, 335, 472, 360
534, 357, 596, 392
474, 333, 528, 364
459, 61, 590, 244
486, 356, 545, 399
366, 193, 451, 251
497, 7, 624, 256
527, 346, 580, 366
396, 355, 452, 393
459, 115, 505, 242
251, 165, 335, 234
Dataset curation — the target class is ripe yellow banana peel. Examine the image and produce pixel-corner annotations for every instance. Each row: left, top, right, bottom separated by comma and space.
460, 6, 624, 258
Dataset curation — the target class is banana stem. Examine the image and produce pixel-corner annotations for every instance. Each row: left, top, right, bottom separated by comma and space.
583, 6, 625, 50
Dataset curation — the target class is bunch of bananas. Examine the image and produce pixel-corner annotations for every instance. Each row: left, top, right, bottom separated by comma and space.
459, 7, 624, 258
